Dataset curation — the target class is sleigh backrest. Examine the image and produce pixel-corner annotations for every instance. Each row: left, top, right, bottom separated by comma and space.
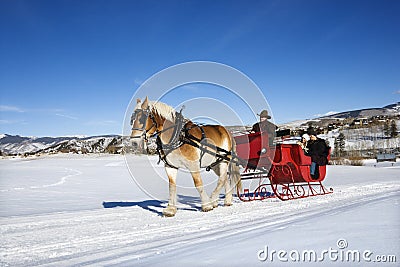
235, 132, 271, 161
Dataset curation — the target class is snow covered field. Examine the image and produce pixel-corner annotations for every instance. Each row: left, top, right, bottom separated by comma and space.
0, 154, 399, 266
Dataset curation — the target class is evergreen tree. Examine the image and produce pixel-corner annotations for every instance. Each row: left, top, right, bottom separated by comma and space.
335, 133, 346, 157
390, 120, 398, 138
383, 120, 390, 137
334, 138, 339, 157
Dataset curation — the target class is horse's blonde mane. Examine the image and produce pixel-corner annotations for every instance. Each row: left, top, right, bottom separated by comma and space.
149, 101, 176, 122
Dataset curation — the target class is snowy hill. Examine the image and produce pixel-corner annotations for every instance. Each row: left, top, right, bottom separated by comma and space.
320, 102, 399, 119
0, 134, 125, 155
279, 102, 400, 129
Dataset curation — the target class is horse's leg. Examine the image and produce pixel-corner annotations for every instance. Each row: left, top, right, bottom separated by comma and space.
223, 168, 233, 206
191, 171, 213, 212
163, 167, 178, 217
210, 162, 228, 208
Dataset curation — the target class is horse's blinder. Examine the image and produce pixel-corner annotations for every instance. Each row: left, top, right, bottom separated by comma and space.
130, 108, 157, 139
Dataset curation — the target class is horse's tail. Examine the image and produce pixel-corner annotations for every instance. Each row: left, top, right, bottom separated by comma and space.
229, 137, 242, 194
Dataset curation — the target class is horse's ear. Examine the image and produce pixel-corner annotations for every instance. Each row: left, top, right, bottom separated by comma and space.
136, 98, 141, 104
141, 96, 149, 109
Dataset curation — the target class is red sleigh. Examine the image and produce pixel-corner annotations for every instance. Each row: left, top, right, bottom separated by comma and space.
234, 132, 333, 201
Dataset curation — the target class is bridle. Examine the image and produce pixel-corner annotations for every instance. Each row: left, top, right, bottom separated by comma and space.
130, 107, 158, 141
130, 106, 186, 140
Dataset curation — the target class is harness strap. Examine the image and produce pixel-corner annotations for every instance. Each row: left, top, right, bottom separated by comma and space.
151, 109, 256, 171
181, 131, 234, 171
155, 110, 186, 169
156, 136, 179, 169
198, 126, 207, 168
132, 107, 251, 170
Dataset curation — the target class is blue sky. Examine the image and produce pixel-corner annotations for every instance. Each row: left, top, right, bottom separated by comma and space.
1, 0, 399, 136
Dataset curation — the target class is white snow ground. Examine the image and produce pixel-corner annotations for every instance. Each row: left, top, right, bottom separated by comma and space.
0, 154, 399, 266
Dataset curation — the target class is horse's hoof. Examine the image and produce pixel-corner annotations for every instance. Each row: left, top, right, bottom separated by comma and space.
201, 204, 214, 212
163, 206, 177, 217
224, 202, 233, 207
212, 199, 219, 208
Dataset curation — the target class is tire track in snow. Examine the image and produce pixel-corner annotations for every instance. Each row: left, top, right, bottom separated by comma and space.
31, 168, 82, 189
0, 168, 82, 192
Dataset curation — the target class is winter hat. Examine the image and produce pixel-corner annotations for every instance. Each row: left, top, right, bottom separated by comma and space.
307, 128, 317, 136
302, 133, 310, 141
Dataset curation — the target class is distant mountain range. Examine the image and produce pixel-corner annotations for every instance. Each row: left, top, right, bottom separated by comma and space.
0, 134, 125, 156
319, 102, 400, 119
1, 103, 399, 156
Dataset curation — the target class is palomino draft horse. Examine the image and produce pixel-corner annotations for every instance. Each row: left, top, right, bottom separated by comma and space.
130, 97, 241, 217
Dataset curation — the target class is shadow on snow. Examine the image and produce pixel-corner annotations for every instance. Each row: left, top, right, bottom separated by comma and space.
102, 194, 212, 216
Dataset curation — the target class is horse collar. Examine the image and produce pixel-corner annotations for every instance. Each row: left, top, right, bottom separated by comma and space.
154, 111, 186, 169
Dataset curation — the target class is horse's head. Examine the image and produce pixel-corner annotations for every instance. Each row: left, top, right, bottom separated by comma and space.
130, 96, 157, 142
131, 96, 179, 151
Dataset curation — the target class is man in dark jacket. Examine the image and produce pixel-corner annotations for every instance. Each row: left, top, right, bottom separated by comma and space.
251, 110, 277, 146
304, 129, 329, 179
